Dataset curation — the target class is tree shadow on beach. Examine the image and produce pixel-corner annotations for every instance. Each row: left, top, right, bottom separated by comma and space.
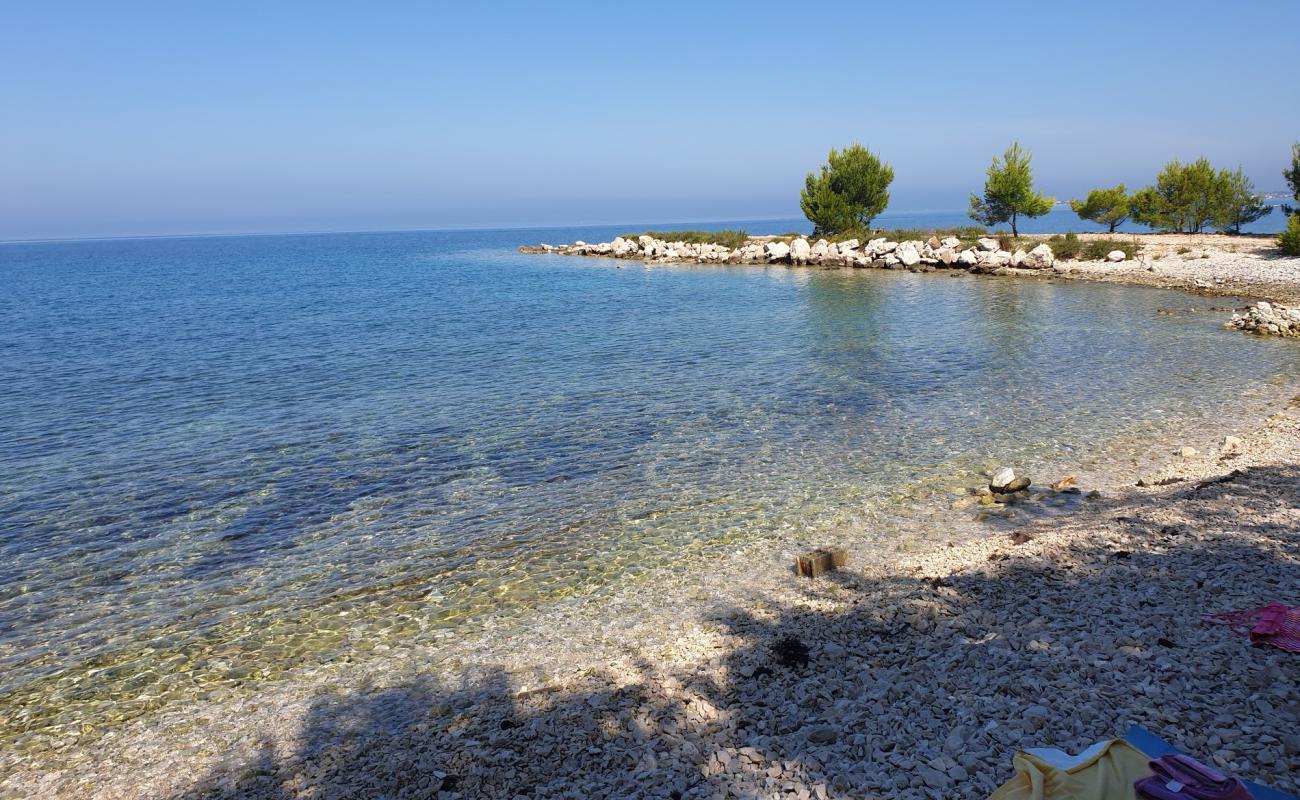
175, 462, 1300, 800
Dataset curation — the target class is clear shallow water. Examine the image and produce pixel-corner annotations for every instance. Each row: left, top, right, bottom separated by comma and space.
1, 226, 1298, 750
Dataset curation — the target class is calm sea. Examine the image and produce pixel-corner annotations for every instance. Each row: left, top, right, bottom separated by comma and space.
1, 222, 1297, 750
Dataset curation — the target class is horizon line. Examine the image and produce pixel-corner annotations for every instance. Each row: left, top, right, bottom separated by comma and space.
0, 207, 1004, 246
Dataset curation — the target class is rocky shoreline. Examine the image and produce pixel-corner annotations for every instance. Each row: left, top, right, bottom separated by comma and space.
523, 234, 1064, 274
525, 232, 1300, 337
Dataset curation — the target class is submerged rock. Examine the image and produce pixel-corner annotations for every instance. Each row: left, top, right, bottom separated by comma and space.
1001, 476, 1032, 493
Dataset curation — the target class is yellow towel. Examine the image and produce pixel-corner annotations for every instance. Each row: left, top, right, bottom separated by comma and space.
988, 738, 1150, 800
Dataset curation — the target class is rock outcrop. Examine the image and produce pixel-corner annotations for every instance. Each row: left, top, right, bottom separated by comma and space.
523, 235, 1059, 277
1224, 301, 1300, 337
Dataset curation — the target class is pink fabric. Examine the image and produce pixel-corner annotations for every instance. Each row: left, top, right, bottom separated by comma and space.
1203, 603, 1300, 653
1135, 753, 1254, 799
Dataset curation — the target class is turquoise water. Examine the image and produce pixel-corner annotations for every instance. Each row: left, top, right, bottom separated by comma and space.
1, 225, 1297, 750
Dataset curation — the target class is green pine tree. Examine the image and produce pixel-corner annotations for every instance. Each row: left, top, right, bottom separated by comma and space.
968, 142, 1055, 237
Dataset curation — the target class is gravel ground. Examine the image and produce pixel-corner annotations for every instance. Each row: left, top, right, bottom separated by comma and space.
1050, 234, 1300, 305
5, 386, 1299, 799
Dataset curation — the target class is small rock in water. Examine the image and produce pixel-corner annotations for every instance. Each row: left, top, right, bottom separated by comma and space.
1050, 475, 1077, 491
990, 467, 1016, 492
796, 548, 847, 578
1001, 476, 1032, 493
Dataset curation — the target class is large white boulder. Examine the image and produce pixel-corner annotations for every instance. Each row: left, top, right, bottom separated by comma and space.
937, 246, 958, 265
765, 241, 792, 262
977, 237, 1000, 252
1023, 243, 1055, 269
958, 248, 980, 266
790, 237, 811, 265
1106, 250, 1127, 262
897, 241, 921, 266
941, 236, 961, 249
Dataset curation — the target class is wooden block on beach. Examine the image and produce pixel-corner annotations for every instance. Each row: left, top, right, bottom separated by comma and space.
796, 548, 847, 578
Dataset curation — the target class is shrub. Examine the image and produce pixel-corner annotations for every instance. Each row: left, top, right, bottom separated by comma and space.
1080, 239, 1139, 261
1046, 232, 1082, 260
951, 225, 990, 240
825, 225, 876, 243
801, 144, 894, 236
866, 226, 988, 247
1280, 213, 1300, 255
623, 230, 750, 249
1176, 246, 1192, 255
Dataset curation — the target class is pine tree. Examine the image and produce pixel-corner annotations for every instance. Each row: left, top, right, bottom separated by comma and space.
1069, 185, 1131, 232
968, 142, 1055, 237
800, 144, 894, 236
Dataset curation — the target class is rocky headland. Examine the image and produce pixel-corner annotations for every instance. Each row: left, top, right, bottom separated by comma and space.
523, 234, 1060, 274
525, 232, 1300, 338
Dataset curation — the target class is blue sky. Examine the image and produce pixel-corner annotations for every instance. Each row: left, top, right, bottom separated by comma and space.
3, 0, 1298, 240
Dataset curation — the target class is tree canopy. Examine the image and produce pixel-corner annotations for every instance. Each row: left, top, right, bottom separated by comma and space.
1283, 142, 1300, 216
800, 144, 894, 236
1216, 167, 1271, 235
1131, 158, 1270, 234
1069, 184, 1131, 233
968, 142, 1054, 237
1282, 142, 1300, 255
1131, 159, 1224, 234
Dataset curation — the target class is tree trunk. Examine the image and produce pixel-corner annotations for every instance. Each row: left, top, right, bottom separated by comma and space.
1011, 211, 1018, 238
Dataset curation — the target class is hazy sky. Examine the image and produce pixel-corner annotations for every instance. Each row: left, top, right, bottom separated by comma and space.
3, 0, 1298, 240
